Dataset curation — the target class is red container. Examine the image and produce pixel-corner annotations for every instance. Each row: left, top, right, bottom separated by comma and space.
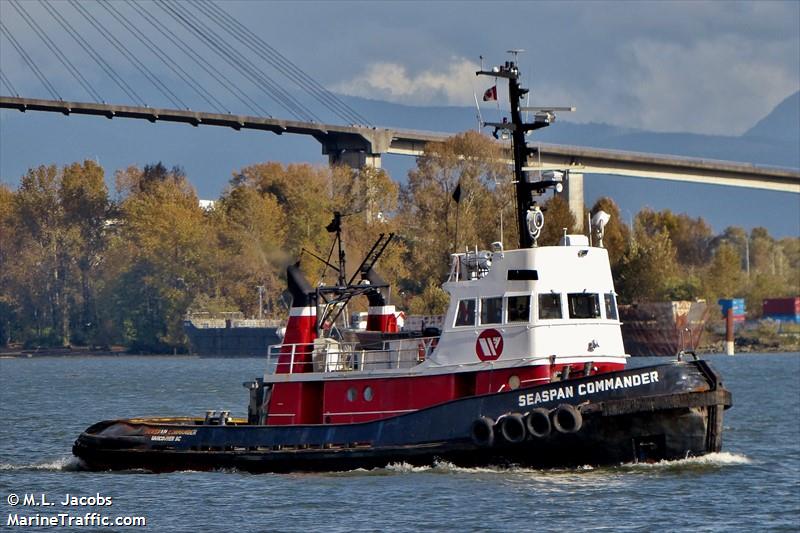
763, 297, 800, 315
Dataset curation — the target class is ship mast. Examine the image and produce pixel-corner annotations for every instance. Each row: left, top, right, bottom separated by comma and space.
477, 55, 572, 249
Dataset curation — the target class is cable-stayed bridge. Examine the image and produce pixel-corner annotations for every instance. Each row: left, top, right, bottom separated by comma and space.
1, 1, 798, 229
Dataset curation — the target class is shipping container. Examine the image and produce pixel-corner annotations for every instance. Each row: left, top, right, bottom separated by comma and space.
719, 298, 746, 319
762, 297, 800, 315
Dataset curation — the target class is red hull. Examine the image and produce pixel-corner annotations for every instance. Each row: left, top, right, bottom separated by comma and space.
267, 361, 624, 425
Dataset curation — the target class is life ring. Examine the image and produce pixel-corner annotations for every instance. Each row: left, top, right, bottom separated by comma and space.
552, 404, 583, 434
471, 416, 495, 447
499, 413, 526, 444
525, 408, 552, 438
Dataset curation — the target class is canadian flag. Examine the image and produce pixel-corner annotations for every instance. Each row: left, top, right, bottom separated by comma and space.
482, 85, 497, 102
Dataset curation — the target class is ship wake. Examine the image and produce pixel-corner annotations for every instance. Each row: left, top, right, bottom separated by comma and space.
0, 456, 85, 472
358, 453, 752, 476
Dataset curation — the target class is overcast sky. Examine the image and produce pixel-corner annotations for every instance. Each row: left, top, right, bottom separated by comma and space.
1, 0, 798, 135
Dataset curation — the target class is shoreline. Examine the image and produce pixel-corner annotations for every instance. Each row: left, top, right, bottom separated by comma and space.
2, 347, 798, 358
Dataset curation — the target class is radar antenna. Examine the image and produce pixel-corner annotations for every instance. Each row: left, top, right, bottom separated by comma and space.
476, 57, 574, 248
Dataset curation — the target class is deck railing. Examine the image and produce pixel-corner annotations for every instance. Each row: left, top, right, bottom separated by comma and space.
265, 336, 439, 375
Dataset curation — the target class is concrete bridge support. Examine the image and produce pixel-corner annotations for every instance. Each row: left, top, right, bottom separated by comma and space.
327, 151, 382, 169
320, 130, 391, 170
557, 171, 585, 233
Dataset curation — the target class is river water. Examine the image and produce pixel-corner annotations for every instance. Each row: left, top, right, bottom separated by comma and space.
1, 354, 798, 532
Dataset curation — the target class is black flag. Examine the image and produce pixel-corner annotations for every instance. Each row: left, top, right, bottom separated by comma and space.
326, 211, 341, 233
452, 182, 462, 203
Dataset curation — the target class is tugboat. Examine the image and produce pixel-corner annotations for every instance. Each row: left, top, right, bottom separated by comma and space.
73, 58, 732, 473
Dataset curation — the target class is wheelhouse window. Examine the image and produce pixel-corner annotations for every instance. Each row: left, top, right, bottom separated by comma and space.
480, 297, 503, 325
568, 293, 601, 319
538, 294, 562, 319
454, 299, 476, 327
604, 293, 618, 320
507, 295, 531, 323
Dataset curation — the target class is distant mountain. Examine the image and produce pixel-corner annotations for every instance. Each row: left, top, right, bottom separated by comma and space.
339, 93, 800, 238
343, 94, 800, 169
744, 91, 800, 146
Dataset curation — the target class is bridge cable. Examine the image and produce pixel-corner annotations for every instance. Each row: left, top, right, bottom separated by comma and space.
152, 0, 280, 118
201, 0, 371, 126
160, 0, 314, 121
68, 0, 187, 110
158, 0, 320, 122
9, 1, 104, 103
194, 1, 346, 123
39, 1, 145, 106
128, 0, 266, 117
196, 0, 363, 125
181, 1, 325, 123
0, 22, 62, 101
98, 1, 226, 113
0, 69, 20, 97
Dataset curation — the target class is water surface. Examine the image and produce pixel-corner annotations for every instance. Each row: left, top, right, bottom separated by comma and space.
1, 354, 798, 532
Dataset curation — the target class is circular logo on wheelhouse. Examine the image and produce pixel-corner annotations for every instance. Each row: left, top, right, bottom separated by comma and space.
476, 329, 504, 361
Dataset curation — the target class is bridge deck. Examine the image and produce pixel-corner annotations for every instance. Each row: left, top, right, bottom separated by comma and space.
2, 96, 798, 193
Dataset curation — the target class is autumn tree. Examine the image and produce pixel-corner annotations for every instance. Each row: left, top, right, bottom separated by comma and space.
98, 164, 216, 352
0, 184, 18, 346
13, 165, 72, 345
399, 131, 509, 292
60, 160, 110, 344
231, 162, 334, 258
328, 165, 408, 311
212, 183, 288, 316
535, 195, 577, 246
408, 281, 450, 315
635, 208, 713, 267
589, 197, 630, 267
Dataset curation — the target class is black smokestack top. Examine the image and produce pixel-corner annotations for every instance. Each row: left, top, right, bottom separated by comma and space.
364, 268, 387, 307
287, 263, 314, 308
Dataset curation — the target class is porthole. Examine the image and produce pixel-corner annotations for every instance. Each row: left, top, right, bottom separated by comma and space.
508, 375, 521, 390
363, 386, 374, 402
346, 387, 357, 402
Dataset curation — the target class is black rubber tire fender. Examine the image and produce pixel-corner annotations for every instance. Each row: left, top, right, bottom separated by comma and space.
525, 408, 552, 438
471, 416, 495, 447
499, 413, 527, 444
552, 404, 583, 434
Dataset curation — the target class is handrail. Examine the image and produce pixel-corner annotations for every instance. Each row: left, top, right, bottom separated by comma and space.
265, 337, 626, 376
266, 336, 440, 375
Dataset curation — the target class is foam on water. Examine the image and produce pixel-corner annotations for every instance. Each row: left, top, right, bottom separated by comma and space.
3, 452, 748, 477
385, 461, 540, 475
0, 456, 84, 472
379, 453, 751, 476
618, 451, 752, 470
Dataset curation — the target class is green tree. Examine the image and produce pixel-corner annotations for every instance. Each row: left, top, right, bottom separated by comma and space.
616, 229, 679, 303
703, 242, 746, 301
778, 237, 800, 292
